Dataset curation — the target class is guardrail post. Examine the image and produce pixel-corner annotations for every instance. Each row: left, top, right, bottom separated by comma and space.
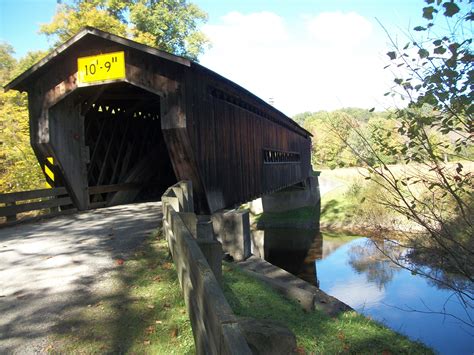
196, 215, 223, 285
5, 201, 17, 222
212, 209, 251, 262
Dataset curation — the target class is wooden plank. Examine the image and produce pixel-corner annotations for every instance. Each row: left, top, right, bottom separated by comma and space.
88, 183, 141, 195
109, 114, 132, 185
90, 201, 107, 209
49, 94, 89, 210
0, 187, 68, 204
87, 113, 108, 182
0, 208, 78, 229
0, 197, 72, 217
96, 114, 120, 186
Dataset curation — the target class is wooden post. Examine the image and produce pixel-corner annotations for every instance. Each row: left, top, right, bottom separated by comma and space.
5, 201, 17, 222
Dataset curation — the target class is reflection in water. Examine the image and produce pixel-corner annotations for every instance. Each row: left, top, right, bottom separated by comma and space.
251, 229, 358, 286
251, 228, 320, 285
253, 229, 474, 354
347, 239, 402, 290
317, 237, 474, 355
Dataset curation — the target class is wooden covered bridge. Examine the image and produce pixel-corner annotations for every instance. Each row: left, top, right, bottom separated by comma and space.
5, 27, 312, 215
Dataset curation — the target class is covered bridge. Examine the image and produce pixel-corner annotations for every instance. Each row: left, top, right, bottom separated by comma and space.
5, 27, 312, 215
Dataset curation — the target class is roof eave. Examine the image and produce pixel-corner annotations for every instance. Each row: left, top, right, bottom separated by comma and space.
4, 26, 191, 92
192, 62, 313, 138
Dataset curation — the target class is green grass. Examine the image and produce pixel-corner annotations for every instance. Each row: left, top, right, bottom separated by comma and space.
319, 187, 356, 225
47, 230, 195, 354
255, 205, 319, 225
223, 263, 432, 354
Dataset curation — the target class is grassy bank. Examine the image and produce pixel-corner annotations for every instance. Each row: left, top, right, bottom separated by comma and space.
253, 205, 319, 227
319, 162, 474, 231
223, 263, 432, 354
47, 228, 432, 354
317, 167, 424, 235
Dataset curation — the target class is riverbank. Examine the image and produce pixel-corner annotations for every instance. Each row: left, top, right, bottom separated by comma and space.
223, 261, 431, 353
318, 163, 474, 236
46, 228, 431, 354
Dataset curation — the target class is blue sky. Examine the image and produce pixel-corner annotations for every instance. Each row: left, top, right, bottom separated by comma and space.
0, 0, 426, 115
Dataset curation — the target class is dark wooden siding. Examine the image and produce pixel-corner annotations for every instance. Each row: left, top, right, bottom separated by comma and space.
186, 65, 311, 212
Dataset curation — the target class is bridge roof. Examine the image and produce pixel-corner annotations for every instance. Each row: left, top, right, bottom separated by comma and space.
4, 26, 190, 92
4, 26, 311, 137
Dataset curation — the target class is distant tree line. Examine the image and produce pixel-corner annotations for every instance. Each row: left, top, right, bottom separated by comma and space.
295, 107, 472, 170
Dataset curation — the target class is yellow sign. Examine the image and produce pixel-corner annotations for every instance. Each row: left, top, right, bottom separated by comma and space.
45, 156, 54, 188
77, 51, 125, 84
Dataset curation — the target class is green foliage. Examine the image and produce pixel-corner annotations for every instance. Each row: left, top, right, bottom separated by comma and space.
13, 50, 48, 77
40, 0, 209, 60
292, 111, 313, 126
297, 108, 403, 169
0, 91, 45, 192
366, 115, 403, 165
0, 45, 46, 193
359, 0, 474, 296
385, 0, 472, 160
0, 42, 16, 85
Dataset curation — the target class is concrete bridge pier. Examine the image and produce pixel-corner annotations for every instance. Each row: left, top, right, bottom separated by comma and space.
212, 210, 251, 262
260, 173, 320, 215
212, 173, 321, 262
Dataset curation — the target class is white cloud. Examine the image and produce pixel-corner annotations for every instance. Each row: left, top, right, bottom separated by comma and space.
203, 11, 289, 49
200, 11, 395, 116
328, 275, 386, 309
306, 12, 373, 47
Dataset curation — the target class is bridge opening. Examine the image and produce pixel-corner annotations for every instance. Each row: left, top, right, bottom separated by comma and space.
80, 82, 176, 205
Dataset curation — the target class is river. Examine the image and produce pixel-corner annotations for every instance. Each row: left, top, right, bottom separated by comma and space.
256, 229, 474, 354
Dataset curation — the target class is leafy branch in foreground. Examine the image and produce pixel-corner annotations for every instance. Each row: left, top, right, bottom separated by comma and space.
327, 0, 473, 306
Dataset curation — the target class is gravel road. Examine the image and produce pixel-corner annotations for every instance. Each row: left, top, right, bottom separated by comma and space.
0, 202, 162, 354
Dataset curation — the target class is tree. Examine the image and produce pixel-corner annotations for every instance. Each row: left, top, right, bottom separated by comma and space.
40, 0, 209, 60
299, 109, 403, 169
343, 0, 473, 304
0, 42, 16, 85
0, 46, 46, 192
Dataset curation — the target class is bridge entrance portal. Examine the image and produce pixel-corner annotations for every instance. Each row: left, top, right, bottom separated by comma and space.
82, 83, 175, 206
47, 82, 176, 209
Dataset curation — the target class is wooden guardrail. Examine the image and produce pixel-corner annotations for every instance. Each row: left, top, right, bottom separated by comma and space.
0, 183, 141, 227
162, 181, 252, 354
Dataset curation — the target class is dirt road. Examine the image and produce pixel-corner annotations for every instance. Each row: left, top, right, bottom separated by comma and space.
0, 202, 162, 354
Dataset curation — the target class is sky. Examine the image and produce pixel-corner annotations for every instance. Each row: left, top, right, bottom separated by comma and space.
0, 0, 426, 116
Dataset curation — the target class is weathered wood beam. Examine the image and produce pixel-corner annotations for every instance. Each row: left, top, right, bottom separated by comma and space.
0, 197, 72, 217
0, 187, 68, 204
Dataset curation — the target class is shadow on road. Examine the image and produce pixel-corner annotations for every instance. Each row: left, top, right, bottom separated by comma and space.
0, 202, 165, 354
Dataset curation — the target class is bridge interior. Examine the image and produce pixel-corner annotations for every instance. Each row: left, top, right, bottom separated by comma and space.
78, 83, 176, 205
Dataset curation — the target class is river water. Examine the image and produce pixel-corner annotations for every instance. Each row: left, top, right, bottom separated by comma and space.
257, 229, 474, 354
